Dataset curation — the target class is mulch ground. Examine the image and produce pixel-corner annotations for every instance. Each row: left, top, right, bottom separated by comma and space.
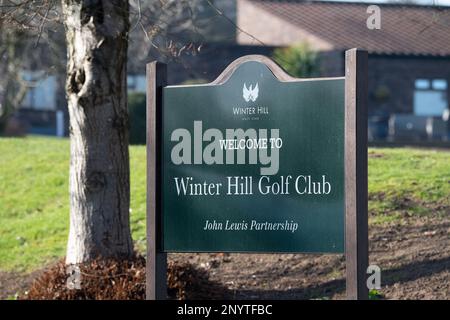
172, 215, 449, 299
1, 215, 448, 300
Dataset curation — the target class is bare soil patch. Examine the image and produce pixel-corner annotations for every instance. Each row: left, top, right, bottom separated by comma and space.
1, 216, 448, 300
0, 270, 43, 300
170, 215, 450, 299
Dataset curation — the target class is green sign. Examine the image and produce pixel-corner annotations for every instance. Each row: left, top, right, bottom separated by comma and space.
162, 61, 345, 253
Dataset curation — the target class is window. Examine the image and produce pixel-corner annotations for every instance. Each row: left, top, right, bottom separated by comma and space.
413, 78, 448, 117
127, 75, 146, 93
21, 71, 57, 110
127, 76, 136, 89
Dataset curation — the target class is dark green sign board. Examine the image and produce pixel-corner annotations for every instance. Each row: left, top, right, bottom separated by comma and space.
147, 51, 368, 300
162, 61, 345, 253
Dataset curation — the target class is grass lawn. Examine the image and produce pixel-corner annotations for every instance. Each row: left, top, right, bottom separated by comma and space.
0, 136, 449, 272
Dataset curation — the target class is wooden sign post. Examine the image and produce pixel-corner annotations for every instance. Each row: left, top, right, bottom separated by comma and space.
146, 62, 167, 300
146, 48, 368, 300
345, 49, 369, 300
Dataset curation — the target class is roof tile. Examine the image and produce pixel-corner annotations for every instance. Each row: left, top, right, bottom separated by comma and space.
245, 0, 450, 56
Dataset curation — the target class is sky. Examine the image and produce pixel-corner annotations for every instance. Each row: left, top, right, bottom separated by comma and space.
323, 0, 450, 6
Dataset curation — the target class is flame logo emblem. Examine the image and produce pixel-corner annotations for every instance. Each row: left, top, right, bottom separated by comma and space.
242, 83, 259, 102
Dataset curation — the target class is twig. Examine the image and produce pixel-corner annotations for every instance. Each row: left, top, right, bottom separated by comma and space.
34, 0, 52, 47
204, 0, 266, 46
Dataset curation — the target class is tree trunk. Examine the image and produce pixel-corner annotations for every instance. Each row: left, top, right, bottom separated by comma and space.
63, 0, 133, 264
0, 28, 28, 133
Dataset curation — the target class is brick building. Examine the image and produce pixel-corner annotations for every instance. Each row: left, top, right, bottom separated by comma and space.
159, 0, 450, 142
13, 0, 450, 142
234, 0, 450, 141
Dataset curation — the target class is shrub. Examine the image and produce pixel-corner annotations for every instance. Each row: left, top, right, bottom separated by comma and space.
181, 78, 208, 85
273, 42, 319, 78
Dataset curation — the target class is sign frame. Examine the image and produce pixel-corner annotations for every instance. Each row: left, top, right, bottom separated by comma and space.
146, 48, 368, 300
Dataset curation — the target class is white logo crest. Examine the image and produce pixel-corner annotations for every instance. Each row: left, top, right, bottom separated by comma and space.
243, 83, 259, 102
